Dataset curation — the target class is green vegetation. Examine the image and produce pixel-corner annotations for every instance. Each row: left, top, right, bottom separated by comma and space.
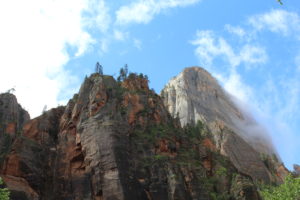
117, 64, 129, 82
132, 123, 179, 146
0, 178, 10, 200
260, 174, 300, 200
95, 62, 103, 75
209, 192, 231, 200
183, 120, 209, 142
216, 166, 227, 177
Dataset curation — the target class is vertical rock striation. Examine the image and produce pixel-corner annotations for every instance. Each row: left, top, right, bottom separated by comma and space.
161, 67, 288, 183
0, 93, 30, 164
0, 71, 281, 200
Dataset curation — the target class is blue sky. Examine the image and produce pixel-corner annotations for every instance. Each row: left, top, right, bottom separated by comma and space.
0, 0, 299, 170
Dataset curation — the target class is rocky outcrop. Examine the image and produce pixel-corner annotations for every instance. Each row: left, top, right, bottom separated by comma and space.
0, 93, 30, 135
1, 106, 64, 200
294, 164, 300, 175
0, 73, 264, 199
161, 67, 286, 183
0, 93, 30, 164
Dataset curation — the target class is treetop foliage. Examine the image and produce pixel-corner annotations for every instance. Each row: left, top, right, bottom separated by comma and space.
260, 174, 300, 200
117, 64, 129, 82
95, 62, 103, 75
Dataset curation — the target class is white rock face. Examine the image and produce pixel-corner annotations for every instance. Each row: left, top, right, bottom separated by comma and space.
161, 67, 277, 157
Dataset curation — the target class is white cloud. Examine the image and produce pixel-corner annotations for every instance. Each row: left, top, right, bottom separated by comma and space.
214, 71, 253, 103
249, 9, 300, 37
113, 30, 129, 41
133, 39, 142, 50
191, 30, 267, 68
0, 0, 109, 118
239, 45, 268, 66
225, 24, 246, 37
115, 0, 201, 25
84, 0, 111, 33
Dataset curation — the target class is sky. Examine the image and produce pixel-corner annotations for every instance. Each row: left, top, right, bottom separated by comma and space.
0, 0, 299, 170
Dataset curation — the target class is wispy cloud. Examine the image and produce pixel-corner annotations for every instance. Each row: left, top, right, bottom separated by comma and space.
113, 29, 129, 41
214, 72, 254, 103
115, 0, 201, 26
84, 0, 111, 33
249, 9, 300, 38
224, 24, 246, 38
133, 39, 143, 50
191, 30, 267, 69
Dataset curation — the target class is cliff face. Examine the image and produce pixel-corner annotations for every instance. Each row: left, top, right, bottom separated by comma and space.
0, 93, 30, 164
161, 67, 288, 183
0, 72, 280, 200
0, 93, 30, 136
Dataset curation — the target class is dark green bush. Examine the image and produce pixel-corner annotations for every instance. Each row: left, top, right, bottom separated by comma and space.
260, 174, 300, 200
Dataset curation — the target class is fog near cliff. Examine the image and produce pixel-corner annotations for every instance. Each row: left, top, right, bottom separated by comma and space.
219, 78, 300, 170
227, 93, 280, 159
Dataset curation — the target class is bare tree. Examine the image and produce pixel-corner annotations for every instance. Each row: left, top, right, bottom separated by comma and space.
6, 87, 15, 94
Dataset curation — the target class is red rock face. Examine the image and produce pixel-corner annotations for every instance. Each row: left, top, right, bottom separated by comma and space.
121, 75, 150, 92
5, 122, 16, 135
202, 138, 216, 151
0, 106, 64, 200
1, 175, 39, 200
2, 153, 21, 176
0, 93, 30, 136
275, 164, 290, 182
0, 74, 265, 200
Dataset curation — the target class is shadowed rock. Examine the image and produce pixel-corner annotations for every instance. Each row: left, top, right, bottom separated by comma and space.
0, 93, 30, 165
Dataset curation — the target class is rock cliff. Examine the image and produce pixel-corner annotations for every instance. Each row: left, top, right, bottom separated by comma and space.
161, 67, 288, 183
0, 93, 30, 164
0, 71, 285, 200
294, 164, 300, 175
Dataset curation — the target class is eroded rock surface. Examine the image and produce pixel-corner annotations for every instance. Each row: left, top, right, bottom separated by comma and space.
0, 93, 30, 164
1, 106, 64, 200
161, 67, 287, 183
0, 73, 269, 199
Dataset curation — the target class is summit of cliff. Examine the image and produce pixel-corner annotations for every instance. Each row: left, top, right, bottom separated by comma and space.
161, 66, 288, 182
162, 67, 276, 155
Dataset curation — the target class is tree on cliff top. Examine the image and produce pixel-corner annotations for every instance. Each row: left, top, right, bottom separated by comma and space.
117, 64, 129, 82
95, 62, 103, 75
0, 178, 10, 200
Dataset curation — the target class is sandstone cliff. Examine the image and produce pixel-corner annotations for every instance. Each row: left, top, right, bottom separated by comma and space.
0, 93, 30, 164
0, 72, 277, 199
161, 67, 288, 183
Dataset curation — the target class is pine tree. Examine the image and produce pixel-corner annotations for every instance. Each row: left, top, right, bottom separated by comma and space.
117, 64, 129, 82
95, 62, 103, 75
